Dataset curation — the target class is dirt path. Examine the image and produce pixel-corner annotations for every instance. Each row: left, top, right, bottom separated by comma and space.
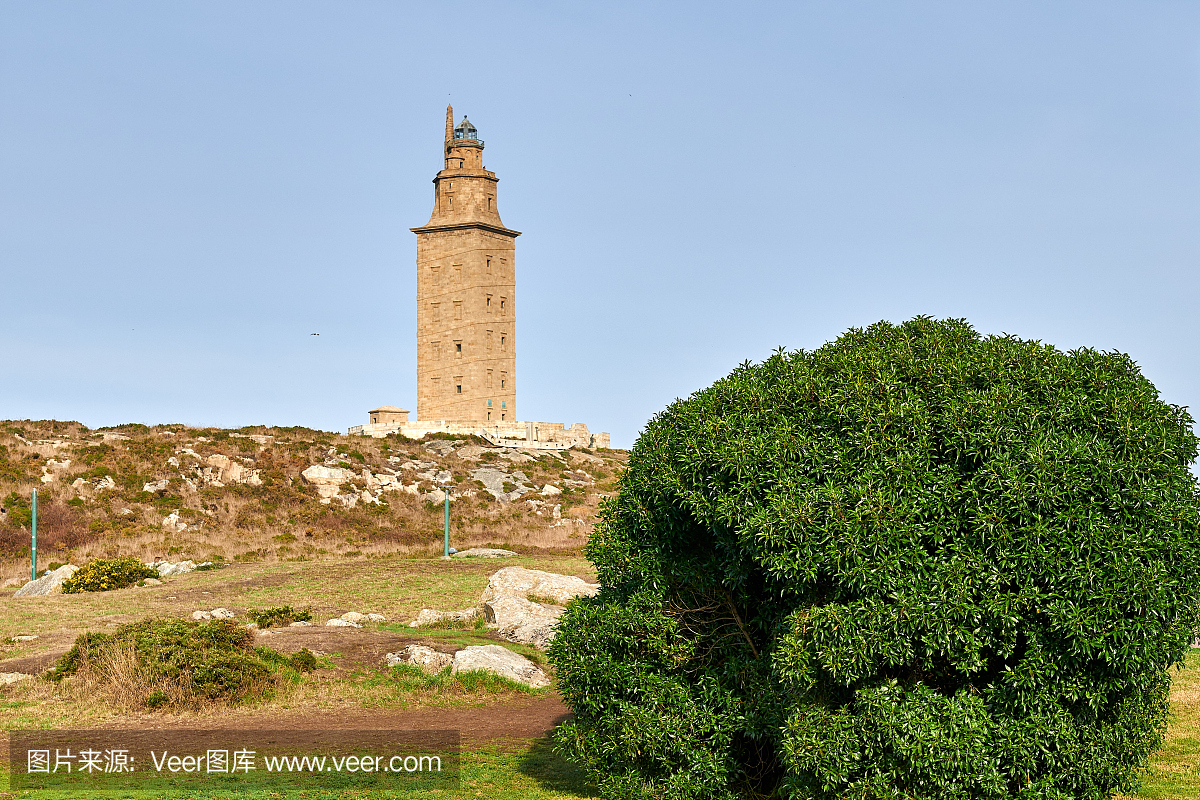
86, 693, 572, 747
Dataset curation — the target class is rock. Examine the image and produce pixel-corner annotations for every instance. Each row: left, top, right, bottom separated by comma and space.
471, 467, 535, 502
11, 635, 38, 643
452, 548, 517, 559
483, 594, 564, 650
211, 607, 235, 619
301, 465, 355, 503
552, 504, 562, 520
326, 618, 362, 628
451, 645, 550, 688
94, 475, 116, 491
13, 564, 79, 597
366, 613, 387, 622
385, 645, 453, 673
479, 566, 600, 606
141, 578, 162, 586
0, 673, 32, 686
192, 610, 213, 620
155, 560, 198, 577
539, 484, 562, 496
143, 479, 170, 493
204, 454, 262, 487
167, 456, 180, 467
161, 511, 187, 532
340, 612, 368, 623
288, 621, 314, 627
408, 607, 479, 628
246, 622, 259, 630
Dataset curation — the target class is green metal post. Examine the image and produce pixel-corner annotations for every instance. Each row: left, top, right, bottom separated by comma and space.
443, 489, 450, 558
31, 489, 37, 581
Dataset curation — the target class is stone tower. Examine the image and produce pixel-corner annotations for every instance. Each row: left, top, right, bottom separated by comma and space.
412, 105, 519, 422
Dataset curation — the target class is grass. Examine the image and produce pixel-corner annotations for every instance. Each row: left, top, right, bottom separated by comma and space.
0, 555, 595, 663
0, 740, 600, 799
1124, 649, 1200, 799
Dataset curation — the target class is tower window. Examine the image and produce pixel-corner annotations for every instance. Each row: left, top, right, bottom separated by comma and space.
454, 301, 462, 320
500, 298, 506, 315
486, 330, 493, 351
431, 302, 440, 322
487, 197, 493, 210
455, 342, 462, 356
486, 257, 492, 274
487, 399, 492, 407
501, 372, 507, 389
487, 369, 493, 387
502, 401, 506, 409
456, 384, 462, 394
500, 334, 506, 350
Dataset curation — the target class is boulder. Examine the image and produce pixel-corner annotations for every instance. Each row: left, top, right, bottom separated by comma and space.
211, 608, 235, 620
408, 607, 479, 628
143, 479, 170, 493
340, 612, 368, 623
366, 613, 387, 622
479, 566, 599, 606
385, 645, 452, 674
326, 618, 362, 628
0, 673, 32, 686
451, 645, 550, 688
155, 560, 198, 577
141, 578, 162, 586
13, 564, 79, 597
161, 512, 188, 532
288, 620, 314, 627
452, 548, 517, 559
539, 484, 562, 496
483, 594, 564, 650
192, 610, 213, 620
11, 635, 38, 643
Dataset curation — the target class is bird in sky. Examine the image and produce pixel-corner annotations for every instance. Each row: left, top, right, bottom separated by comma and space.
311, 333, 319, 336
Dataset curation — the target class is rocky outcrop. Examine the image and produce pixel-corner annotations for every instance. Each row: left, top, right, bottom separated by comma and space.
13, 564, 79, 597
471, 467, 536, 502
479, 566, 599, 606
451, 645, 550, 688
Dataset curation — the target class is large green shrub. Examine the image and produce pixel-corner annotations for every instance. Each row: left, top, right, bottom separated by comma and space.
63, 556, 158, 593
549, 318, 1200, 800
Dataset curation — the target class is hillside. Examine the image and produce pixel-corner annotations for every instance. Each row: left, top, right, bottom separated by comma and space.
0, 419, 625, 587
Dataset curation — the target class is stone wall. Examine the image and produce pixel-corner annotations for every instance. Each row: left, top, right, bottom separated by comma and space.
347, 419, 611, 450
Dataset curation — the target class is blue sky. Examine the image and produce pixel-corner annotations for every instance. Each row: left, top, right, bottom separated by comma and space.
2, 1, 1199, 449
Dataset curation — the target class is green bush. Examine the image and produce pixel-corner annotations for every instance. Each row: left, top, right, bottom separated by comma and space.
63, 557, 158, 593
247, 605, 312, 628
50, 618, 287, 708
549, 318, 1200, 800
289, 648, 318, 672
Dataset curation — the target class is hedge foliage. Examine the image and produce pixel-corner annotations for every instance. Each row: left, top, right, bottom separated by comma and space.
549, 317, 1200, 800
62, 556, 158, 593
